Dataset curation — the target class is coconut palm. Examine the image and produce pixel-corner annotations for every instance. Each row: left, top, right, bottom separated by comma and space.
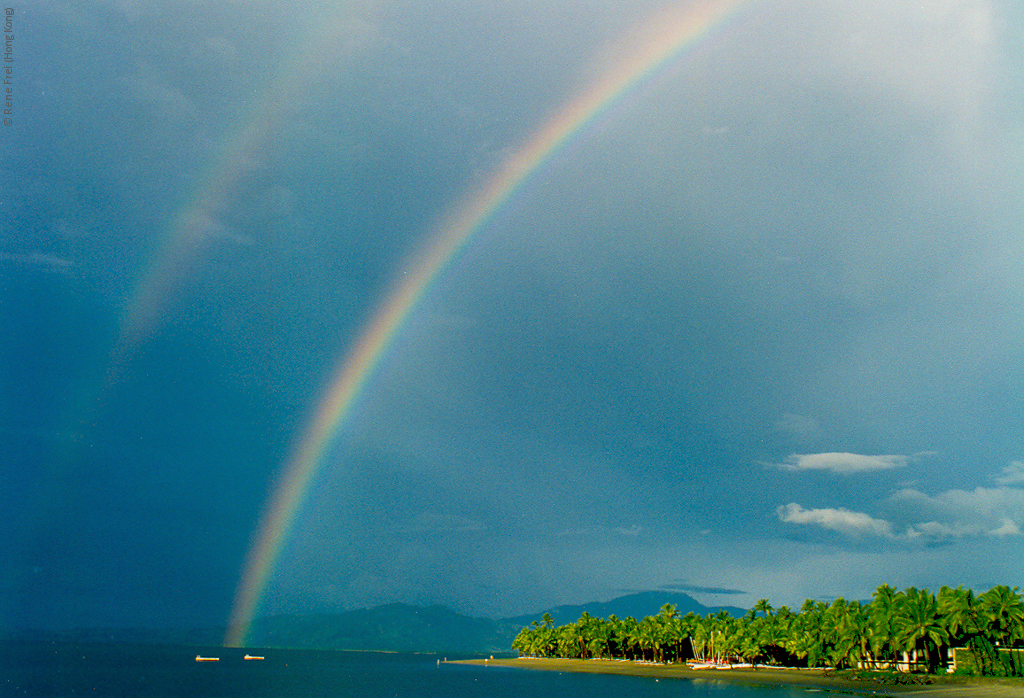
576, 612, 594, 658
894, 587, 948, 672
823, 593, 864, 667
756, 613, 792, 665
789, 600, 828, 667
869, 583, 900, 668
637, 616, 660, 661
559, 618, 581, 658
939, 585, 980, 644
754, 598, 774, 618
587, 620, 611, 659
620, 616, 641, 660
937, 584, 985, 670
512, 626, 532, 656
604, 614, 624, 657
689, 615, 711, 661
514, 582, 1020, 675
852, 601, 875, 668
980, 585, 1024, 647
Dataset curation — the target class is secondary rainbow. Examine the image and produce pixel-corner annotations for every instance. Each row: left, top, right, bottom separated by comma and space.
226, 0, 751, 647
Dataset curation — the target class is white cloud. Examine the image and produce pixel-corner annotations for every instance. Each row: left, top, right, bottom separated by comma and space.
888, 485, 1024, 540
903, 520, 977, 540
778, 475, 1024, 544
990, 519, 1021, 537
776, 503, 894, 538
777, 452, 909, 474
995, 461, 1024, 486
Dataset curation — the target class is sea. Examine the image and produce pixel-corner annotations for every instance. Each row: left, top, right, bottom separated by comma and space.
1, 642, 864, 698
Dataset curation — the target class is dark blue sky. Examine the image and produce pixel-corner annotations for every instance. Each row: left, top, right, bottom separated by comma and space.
4, 0, 1024, 630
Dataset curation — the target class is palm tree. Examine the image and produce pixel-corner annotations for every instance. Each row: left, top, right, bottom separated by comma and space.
509, 622, 528, 655
587, 620, 611, 659
980, 585, 1024, 647
605, 614, 623, 658
894, 587, 948, 672
829, 599, 870, 669
754, 598, 774, 618
938, 585, 983, 669
756, 613, 791, 665
542, 625, 559, 657
637, 617, 660, 662
575, 612, 594, 659
665, 614, 689, 662
620, 616, 641, 660
790, 600, 828, 667
735, 623, 760, 665
850, 601, 874, 669
870, 584, 900, 669
561, 617, 581, 658
689, 615, 711, 661
939, 586, 977, 644
514, 582, 1021, 673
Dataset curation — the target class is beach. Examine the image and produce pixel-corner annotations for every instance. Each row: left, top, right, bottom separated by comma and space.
457, 658, 1024, 697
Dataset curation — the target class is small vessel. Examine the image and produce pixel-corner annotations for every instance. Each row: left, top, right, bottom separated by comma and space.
195, 655, 220, 662
244, 654, 265, 660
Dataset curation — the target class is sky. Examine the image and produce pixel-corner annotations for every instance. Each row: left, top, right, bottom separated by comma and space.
3, 0, 1024, 632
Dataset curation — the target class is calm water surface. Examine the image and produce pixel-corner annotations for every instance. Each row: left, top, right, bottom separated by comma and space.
2, 642, 865, 698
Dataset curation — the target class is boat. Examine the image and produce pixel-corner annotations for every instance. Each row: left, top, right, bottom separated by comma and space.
195, 655, 220, 662
244, 654, 265, 660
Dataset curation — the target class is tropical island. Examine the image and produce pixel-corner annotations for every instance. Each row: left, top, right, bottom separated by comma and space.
462, 584, 1024, 696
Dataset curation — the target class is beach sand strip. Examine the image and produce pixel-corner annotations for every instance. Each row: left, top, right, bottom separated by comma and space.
455, 657, 1024, 697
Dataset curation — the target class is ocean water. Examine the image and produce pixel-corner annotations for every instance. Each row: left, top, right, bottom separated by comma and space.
1, 642, 855, 698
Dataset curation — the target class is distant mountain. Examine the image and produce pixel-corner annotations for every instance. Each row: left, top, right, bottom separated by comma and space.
12, 591, 748, 655
247, 603, 521, 655
247, 591, 745, 654
504, 590, 747, 629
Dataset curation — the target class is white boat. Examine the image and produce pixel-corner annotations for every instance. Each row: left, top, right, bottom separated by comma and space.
244, 654, 265, 660
195, 655, 219, 662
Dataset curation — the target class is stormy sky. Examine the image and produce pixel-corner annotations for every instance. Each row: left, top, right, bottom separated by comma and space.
4, 0, 1024, 630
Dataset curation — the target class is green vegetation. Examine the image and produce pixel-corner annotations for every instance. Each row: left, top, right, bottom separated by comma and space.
512, 585, 1024, 676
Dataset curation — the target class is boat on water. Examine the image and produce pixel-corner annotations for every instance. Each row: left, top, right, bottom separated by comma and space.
244, 654, 265, 660
195, 655, 220, 662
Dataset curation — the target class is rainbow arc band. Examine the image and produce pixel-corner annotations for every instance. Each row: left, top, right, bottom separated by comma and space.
225, 0, 752, 648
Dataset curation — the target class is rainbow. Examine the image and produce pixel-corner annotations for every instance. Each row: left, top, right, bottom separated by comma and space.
111, 16, 376, 359
226, 0, 753, 647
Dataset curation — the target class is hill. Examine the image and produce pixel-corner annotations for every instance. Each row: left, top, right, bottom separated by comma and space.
12, 591, 747, 655
246, 591, 745, 653
246, 603, 519, 654
503, 591, 746, 628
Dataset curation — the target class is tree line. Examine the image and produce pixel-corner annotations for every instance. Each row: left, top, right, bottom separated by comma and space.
511, 584, 1024, 676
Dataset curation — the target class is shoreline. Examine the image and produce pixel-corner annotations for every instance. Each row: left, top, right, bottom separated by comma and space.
455, 657, 1024, 697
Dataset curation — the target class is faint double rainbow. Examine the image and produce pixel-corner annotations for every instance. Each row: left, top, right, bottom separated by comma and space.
226, 0, 751, 647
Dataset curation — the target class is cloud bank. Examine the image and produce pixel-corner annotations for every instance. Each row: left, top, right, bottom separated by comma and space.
778, 462, 1024, 543
776, 503, 894, 537
659, 582, 747, 596
996, 461, 1024, 486
776, 452, 909, 474
889, 484, 1024, 540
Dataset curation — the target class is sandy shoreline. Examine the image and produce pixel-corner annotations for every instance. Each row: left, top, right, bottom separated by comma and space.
455, 657, 1024, 697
